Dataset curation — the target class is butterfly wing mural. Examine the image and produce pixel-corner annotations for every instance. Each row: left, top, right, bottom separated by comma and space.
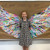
29, 5, 50, 38
0, 5, 50, 39
0, 5, 21, 38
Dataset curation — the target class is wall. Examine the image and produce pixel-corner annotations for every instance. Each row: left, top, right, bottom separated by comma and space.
0, 0, 50, 1
0, 1, 50, 50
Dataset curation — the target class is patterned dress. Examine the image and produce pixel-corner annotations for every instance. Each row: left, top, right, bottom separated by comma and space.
19, 18, 32, 47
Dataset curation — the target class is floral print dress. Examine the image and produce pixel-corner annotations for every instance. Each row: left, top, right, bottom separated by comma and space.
19, 18, 32, 47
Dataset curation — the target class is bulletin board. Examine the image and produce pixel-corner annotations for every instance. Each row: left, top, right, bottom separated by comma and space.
0, 1, 50, 39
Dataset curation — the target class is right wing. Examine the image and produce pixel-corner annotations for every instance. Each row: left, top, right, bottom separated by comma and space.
0, 5, 21, 38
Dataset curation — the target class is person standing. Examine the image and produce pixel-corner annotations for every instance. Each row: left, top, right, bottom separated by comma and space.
19, 11, 32, 50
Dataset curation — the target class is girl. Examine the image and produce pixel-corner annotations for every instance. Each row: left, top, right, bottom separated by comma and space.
19, 11, 32, 50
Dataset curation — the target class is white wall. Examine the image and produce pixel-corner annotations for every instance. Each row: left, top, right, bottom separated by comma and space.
0, 39, 50, 50
0, 0, 50, 1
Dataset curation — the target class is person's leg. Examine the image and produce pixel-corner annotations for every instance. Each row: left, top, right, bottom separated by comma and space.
24, 46, 26, 50
23, 46, 25, 50
25, 46, 29, 50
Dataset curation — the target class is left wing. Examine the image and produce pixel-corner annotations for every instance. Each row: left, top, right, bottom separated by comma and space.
29, 5, 50, 38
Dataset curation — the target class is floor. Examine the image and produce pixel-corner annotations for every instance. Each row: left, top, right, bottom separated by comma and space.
0, 39, 50, 50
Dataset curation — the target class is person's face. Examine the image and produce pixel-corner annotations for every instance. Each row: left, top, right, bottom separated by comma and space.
22, 12, 27, 18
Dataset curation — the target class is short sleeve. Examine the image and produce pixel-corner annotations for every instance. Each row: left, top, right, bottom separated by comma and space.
29, 20, 31, 27
19, 19, 21, 28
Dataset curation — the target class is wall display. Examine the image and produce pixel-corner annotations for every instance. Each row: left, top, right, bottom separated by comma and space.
0, 2, 50, 39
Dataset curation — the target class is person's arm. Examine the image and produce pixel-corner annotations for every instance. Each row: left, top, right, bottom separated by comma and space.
19, 19, 21, 28
29, 20, 31, 30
